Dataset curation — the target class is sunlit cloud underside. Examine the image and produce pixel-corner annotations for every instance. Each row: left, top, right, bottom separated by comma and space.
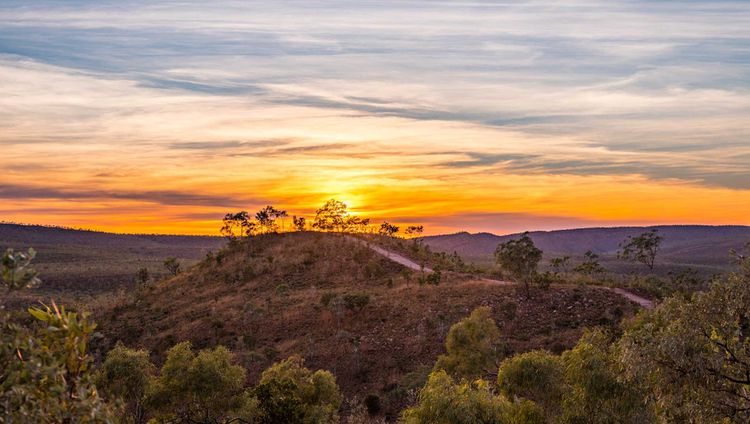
1, 1, 749, 235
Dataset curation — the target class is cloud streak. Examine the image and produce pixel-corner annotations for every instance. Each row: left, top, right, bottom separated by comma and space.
0, 0, 749, 233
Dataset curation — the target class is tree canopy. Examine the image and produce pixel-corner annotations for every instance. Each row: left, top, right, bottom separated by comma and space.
494, 233, 543, 297
618, 230, 663, 270
434, 306, 502, 381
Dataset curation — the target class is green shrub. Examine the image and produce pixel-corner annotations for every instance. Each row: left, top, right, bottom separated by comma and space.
254, 355, 342, 424
497, 350, 564, 417
364, 259, 384, 279
147, 342, 258, 423
95, 342, 155, 424
401, 370, 544, 424
320, 292, 338, 307
434, 307, 502, 380
1, 302, 116, 422
343, 292, 370, 312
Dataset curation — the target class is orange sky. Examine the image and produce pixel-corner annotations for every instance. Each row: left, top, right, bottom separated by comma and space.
1, 2, 749, 235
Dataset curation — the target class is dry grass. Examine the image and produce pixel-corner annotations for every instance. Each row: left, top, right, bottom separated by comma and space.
94, 232, 639, 419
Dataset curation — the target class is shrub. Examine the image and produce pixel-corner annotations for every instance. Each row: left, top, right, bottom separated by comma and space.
433, 307, 502, 380
95, 343, 155, 424
343, 292, 370, 312
560, 330, 652, 424
497, 350, 564, 417
275, 283, 289, 296
163, 257, 182, 276
147, 342, 258, 423
364, 259, 384, 279
424, 269, 441, 285
401, 370, 544, 424
1, 302, 116, 422
255, 355, 342, 424
320, 292, 338, 307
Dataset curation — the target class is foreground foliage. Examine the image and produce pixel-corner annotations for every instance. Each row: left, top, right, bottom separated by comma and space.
1, 303, 116, 423
433, 306, 501, 381
619, 251, 750, 423
5, 240, 750, 423
402, 370, 544, 424
255, 355, 342, 424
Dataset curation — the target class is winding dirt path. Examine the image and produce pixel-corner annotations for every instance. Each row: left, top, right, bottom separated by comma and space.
350, 236, 655, 310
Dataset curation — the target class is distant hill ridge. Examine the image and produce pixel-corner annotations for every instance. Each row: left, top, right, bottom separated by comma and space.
0, 222, 222, 247
420, 225, 750, 270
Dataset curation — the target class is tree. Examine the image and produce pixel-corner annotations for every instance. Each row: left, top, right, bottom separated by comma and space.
494, 233, 543, 297
344, 216, 370, 233
434, 307, 502, 381
313, 199, 349, 232
401, 370, 544, 424
405, 225, 424, 237
560, 330, 653, 424
255, 206, 288, 234
574, 250, 605, 275
619, 258, 750, 423
135, 267, 150, 286
618, 230, 662, 270
147, 342, 259, 424
163, 257, 181, 276
292, 216, 306, 232
254, 355, 342, 424
96, 343, 155, 424
221, 211, 252, 240
2, 247, 41, 292
549, 256, 570, 278
497, 350, 565, 418
1, 301, 116, 422
378, 222, 399, 237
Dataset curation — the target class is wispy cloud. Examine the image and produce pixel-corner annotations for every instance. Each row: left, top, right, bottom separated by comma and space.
0, 184, 257, 208
0, 0, 749, 233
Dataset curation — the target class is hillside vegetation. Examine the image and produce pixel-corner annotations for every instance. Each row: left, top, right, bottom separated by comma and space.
95, 232, 637, 418
0, 223, 223, 294
423, 225, 750, 273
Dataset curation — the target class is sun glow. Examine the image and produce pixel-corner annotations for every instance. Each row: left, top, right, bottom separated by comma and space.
1, 1, 749, 235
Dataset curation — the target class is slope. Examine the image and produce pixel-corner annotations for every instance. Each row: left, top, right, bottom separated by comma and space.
96, 232, 640, 419
421, 225, 750, 272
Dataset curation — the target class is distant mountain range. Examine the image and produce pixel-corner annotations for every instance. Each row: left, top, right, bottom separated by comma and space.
421, 225, 750, 273
0, 223, 224, 294
3, 223, 749, 286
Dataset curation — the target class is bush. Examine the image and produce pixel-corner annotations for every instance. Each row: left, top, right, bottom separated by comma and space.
96, 343, 155, 424
1, 302, 116, 422
433, 307, 502, 380
497, 350, 564, 417
320, 292, 338, 307
364, 259, 384, 279
255, 355, 342, 424
147, 342, 258, 423
401, 370, 544, 424
343, 292, 370, 312
275, 283, 289, 296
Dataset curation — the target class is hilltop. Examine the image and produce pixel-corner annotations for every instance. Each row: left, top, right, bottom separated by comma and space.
95, 231, 640, 419
421, 225, 750, 273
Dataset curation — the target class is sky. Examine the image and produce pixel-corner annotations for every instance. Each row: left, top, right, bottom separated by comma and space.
1, 0, 749, 235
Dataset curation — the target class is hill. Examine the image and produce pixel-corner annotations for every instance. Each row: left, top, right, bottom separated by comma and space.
421, 225, 750, 273
95, 232, 640, 420
0, 223, 224, 295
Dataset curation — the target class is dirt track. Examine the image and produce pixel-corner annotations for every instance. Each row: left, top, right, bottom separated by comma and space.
352, 236, 655, 310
